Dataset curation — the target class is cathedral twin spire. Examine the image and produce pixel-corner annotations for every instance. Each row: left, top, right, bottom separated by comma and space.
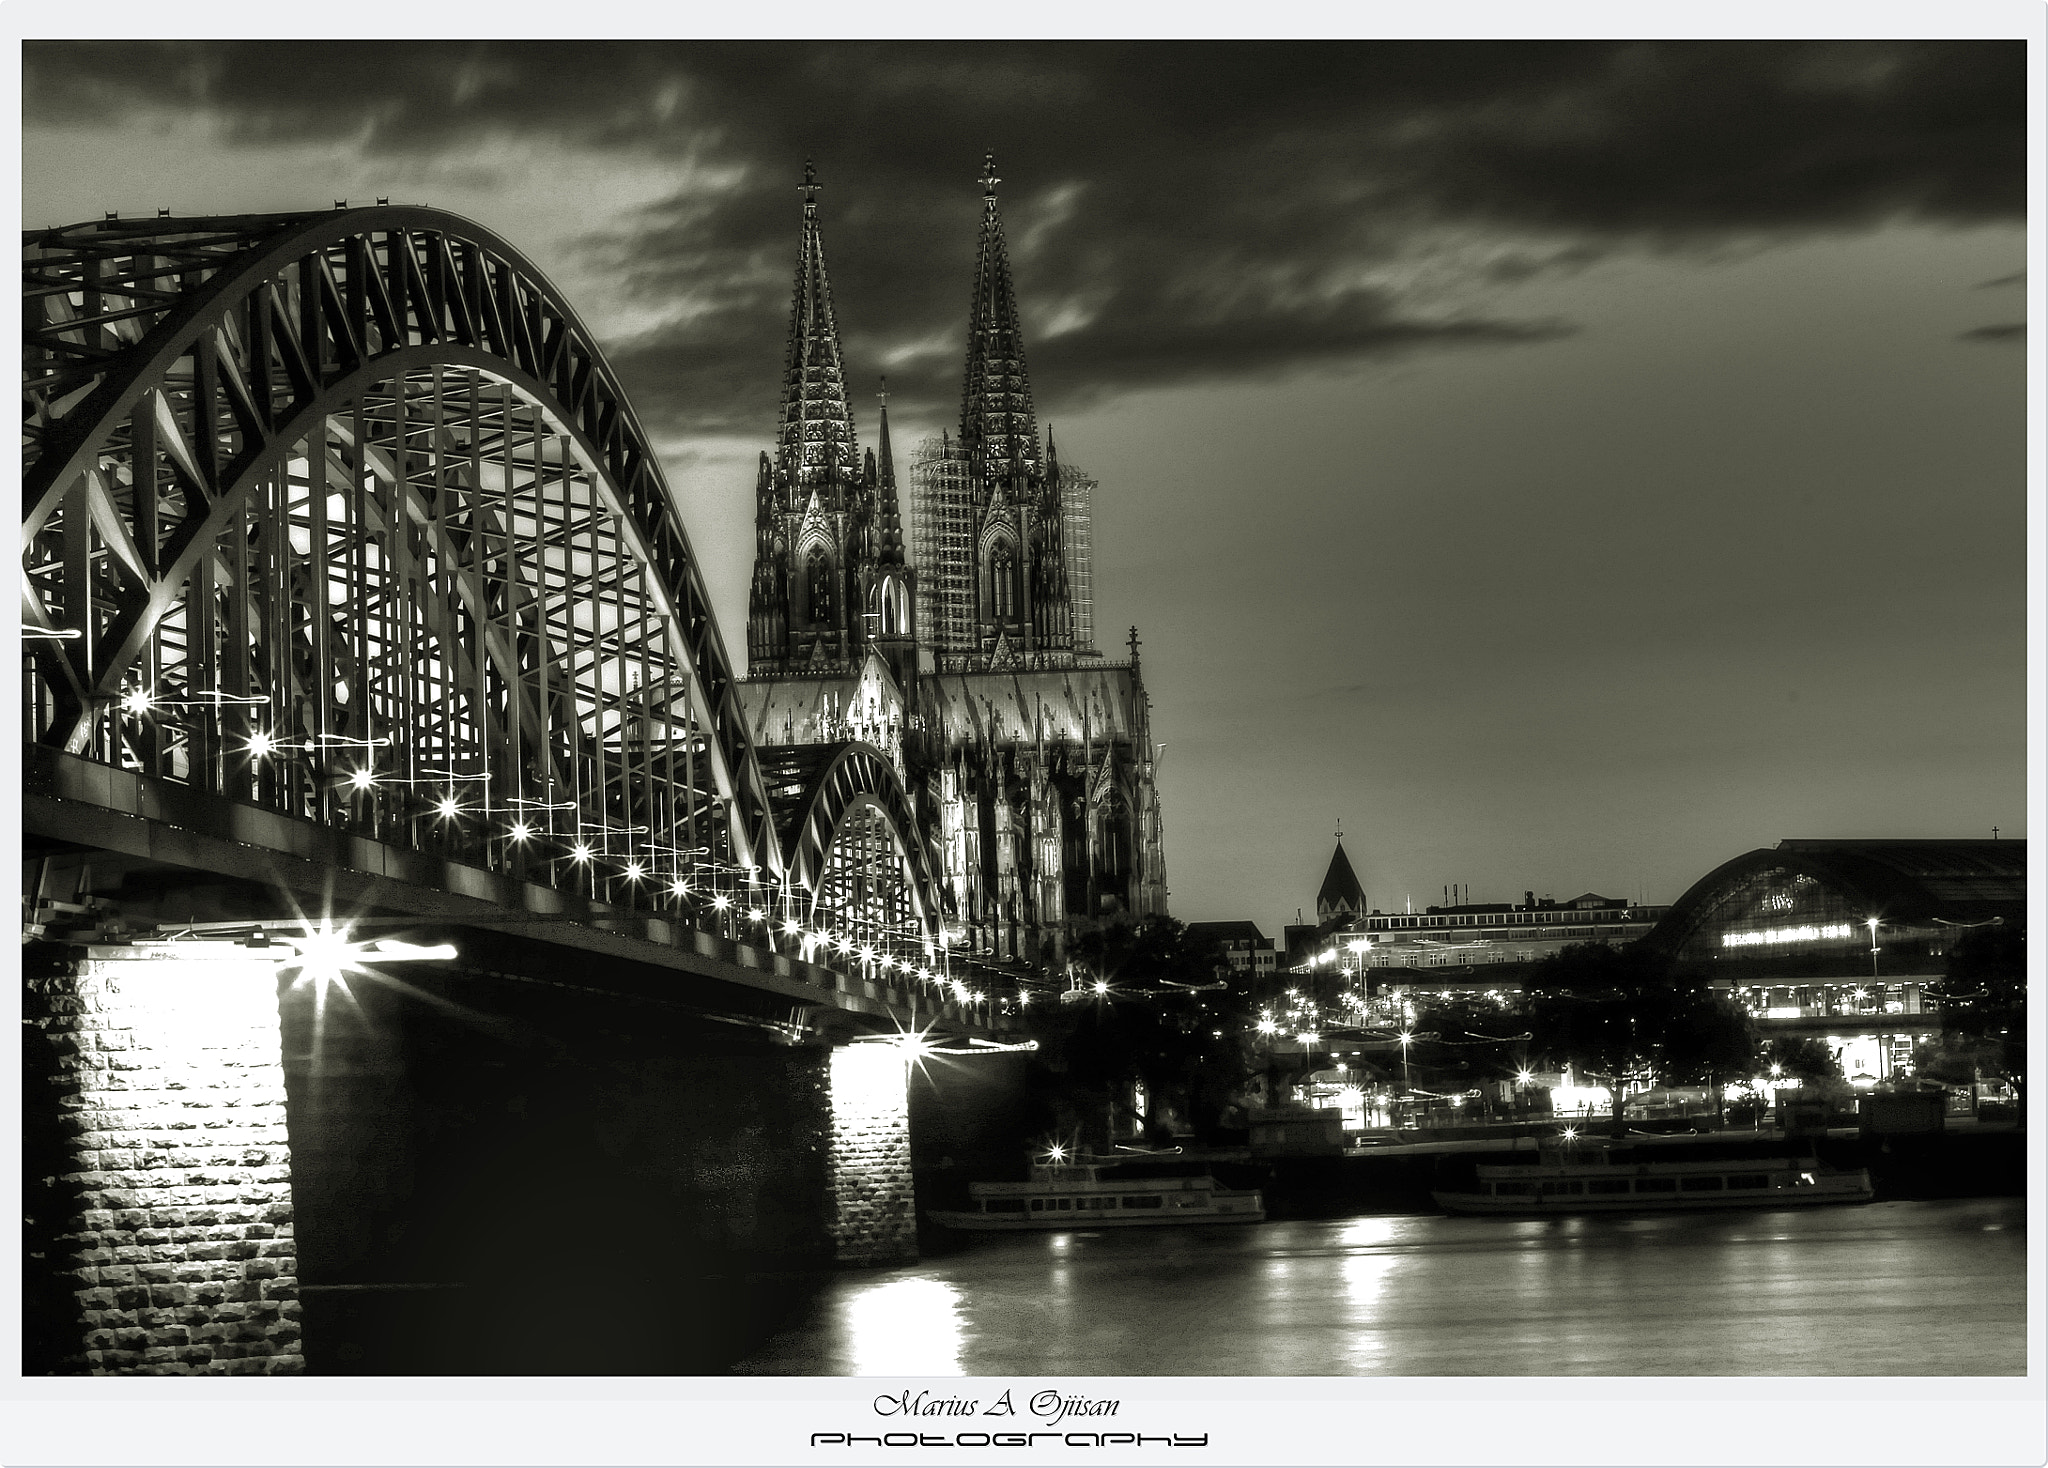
776, 160, 858, 493
748, 153, 1073, 676
960, 153, 1042, 487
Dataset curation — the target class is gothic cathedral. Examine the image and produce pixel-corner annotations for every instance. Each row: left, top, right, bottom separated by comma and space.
736, 157, 1168, 968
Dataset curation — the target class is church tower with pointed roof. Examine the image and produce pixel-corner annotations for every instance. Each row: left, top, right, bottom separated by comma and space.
1317, 838, 1368, 922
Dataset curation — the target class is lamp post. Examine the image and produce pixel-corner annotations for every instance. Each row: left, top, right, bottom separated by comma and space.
1865, 917, 1881, 981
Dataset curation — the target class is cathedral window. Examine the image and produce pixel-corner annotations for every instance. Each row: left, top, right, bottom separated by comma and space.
991, 544, 1017, 619
807, 546, 835, 625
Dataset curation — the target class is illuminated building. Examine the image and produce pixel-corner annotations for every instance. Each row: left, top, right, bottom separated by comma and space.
1184, 920, 1279, 979
1643, 838, 2027, 1083
1353, 892, 1669, 973
738, 158, 1166, 965
1291, 836, 1669, 981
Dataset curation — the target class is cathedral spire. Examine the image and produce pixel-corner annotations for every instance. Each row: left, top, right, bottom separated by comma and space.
959, 151, 1040, 485
875, 378, 905, 568
778, 159, 857, 493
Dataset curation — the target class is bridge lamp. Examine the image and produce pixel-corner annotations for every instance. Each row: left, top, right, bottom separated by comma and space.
292, 923, 356, 986
348, 768, 375, 792
436, 795, 462, 819
121, 688, 152, 714
749, 908, 765, 923
623, 861, 644, 882
712, 893, 731, 911
835, 934, 854, 954
1093, 979, 1109, 996
859, 945, 877, 964
670, 879, 690, 897
783, 918, 802, 935
1017, 990, 1031, 1008
571, 842, 593, 863
246, 731, 276, 759
1517, 1069, 1534, 1086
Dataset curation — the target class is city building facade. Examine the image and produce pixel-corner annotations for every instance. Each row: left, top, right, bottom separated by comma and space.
1184, 920, 1279, 979
1643, 837, 2027, 1083
737, 159, 1167, 969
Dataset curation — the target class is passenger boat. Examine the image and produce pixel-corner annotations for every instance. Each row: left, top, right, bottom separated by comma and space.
1432, 1141, 1873, 1215
927, 1154, 1265, 1231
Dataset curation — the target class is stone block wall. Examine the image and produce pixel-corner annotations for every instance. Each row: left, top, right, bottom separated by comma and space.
827, 1043, 917, 1265
22, 948, 302, 1375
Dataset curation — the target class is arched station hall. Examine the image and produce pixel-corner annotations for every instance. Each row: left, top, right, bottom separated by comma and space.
1642, 838, 2027, 1083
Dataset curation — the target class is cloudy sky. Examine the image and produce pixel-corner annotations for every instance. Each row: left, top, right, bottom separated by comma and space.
22, 39, 2032, 937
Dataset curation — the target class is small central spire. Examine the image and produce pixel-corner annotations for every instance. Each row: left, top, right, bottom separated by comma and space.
981, 150, 1001, 201
801, 158, 822, 214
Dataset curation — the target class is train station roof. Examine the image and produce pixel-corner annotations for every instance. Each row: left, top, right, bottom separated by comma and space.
1646, 838, 2026, 960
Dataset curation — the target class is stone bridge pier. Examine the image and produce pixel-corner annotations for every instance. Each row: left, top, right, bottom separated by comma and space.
21, 904, 1007, 1376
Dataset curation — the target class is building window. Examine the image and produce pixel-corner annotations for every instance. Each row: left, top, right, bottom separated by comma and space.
990, 544, 1017, 619
806, 546, 835, 625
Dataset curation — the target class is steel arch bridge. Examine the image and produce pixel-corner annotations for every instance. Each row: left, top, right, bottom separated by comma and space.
22, 207, 947, 975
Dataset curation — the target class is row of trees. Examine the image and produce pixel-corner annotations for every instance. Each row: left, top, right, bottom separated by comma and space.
1015, 918, 2026, 1147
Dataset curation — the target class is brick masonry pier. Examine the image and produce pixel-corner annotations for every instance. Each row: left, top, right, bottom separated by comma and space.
828, 1043, 917, 1266
22, 946, 302, 1375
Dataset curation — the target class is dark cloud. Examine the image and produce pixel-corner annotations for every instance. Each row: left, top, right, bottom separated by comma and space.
1958, 323, 2026, 342
25, 40, 2026, 435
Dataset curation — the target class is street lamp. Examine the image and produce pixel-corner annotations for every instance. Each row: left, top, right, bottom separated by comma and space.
1865, 917, 1881, 980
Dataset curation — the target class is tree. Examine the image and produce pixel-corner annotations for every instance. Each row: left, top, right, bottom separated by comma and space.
1925, 924, 2027, 1111
1523, 942, 1755, 1134
1763, 1035, 1842, 1084
1409, 993, 1533, 1114
1660, 989, 1760, 1121
1024, 917, 1257, 1147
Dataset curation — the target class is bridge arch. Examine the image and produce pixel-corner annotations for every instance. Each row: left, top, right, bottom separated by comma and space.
21, 207, 939, 950
755, 740, 948, 971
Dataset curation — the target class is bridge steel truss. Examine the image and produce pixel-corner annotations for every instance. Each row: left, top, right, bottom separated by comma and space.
22, 208, 945, 966
758, 741, 949, 976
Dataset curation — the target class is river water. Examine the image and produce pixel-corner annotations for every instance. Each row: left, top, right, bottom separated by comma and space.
734, 1198, 2026, 1376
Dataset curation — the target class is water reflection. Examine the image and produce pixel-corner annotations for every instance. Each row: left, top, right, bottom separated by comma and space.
839, 1277, 964, 1376
737, 1200, 2025, 1377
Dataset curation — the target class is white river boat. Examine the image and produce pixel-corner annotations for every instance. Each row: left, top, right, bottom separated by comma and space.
927, 1156, 1265, 1231
1432, 1143, 1874, 1215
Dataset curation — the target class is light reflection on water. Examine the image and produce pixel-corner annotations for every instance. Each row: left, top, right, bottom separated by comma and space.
735, 1198, 2025, 1377
838, 1277, 965, 1375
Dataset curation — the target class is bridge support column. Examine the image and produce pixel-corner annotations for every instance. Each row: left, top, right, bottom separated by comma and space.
826, 1043, 918, 1265
22, 946, 303, 1374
